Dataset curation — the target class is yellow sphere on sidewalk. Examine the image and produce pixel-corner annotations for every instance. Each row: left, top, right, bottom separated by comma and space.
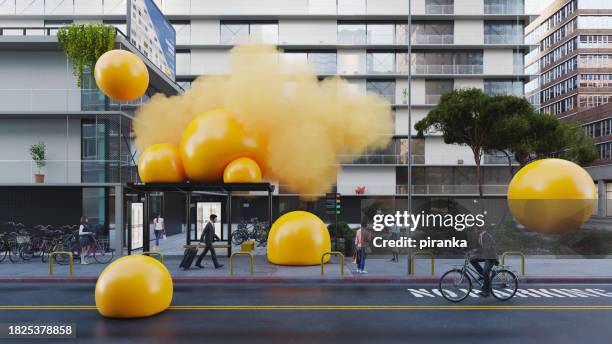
138, 143, 185, 183
223, 157, 262, 183
267, 211, 331, 266
95, 255, 173, 318
94, 49, 149, 101
507, 158, 597, 234
179, 109, 263, 182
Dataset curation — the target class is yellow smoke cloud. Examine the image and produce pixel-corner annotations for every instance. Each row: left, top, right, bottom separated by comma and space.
134, 44, 393, 197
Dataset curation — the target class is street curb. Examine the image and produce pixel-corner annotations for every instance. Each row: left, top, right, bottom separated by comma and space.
2, 276, 612, 284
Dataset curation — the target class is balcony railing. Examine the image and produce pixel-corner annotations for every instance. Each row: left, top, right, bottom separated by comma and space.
425, 4, 454, 14
0, 160, 137, 184
413, 35, 454, 45
425, 94, 443, 105
338, 154, 425, 165
484, 4, 525, 14
0, 89, 146, 112
398, 184, 508, 195
484, 35, 524, 45
413, 65, 483, 75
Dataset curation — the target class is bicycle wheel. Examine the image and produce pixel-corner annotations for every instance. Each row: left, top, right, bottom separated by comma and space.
491, 269, 518, 301
0, 240, 7, 263
232, 230, 247, 246
19, 242, 34, 261
93, 239, 114, 264
8, 240, 20, 263
255, 228, 268, 244
439, 269, 472, 302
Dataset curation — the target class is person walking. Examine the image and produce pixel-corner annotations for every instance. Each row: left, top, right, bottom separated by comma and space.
153, 213, 165, 251
79, 216, 93, 265
389, 224, 400, 262
355, 221, 369, 274
195, 214, 224, 269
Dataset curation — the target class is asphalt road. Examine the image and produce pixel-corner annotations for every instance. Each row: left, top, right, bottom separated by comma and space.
1, 283, 611, 344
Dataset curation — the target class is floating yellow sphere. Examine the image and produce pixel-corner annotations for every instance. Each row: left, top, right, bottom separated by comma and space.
95, 255, 173, 318
267, 211, 331, 266
94, 49, 149, 101
138, 143, 185, 183
223, 157, 262, 183
179, 108, 262, 182
508, 158, 597, 234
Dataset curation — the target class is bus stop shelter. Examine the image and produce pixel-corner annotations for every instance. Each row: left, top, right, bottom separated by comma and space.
125, 182, 274, 256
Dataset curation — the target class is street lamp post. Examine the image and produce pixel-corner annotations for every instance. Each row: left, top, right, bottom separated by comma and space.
407, 0, 413, 275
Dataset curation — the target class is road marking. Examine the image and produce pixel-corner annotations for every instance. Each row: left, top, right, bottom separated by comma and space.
1, 306, 612, 311
407, 288, 612, 298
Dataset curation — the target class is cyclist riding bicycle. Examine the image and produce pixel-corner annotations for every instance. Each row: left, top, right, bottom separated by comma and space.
469, 227, 498, 297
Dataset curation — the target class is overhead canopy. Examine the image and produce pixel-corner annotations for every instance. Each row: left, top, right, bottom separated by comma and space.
126, 182, 275, 193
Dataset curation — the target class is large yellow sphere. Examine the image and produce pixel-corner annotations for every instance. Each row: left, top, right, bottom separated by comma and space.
95, 255, 173, 318
223, 157, 262, 183
508, 158, 597, 234
94, 49, 149, 101
180, 109, 262, 182
267, 211, 331, 266
138, 143, 185, 183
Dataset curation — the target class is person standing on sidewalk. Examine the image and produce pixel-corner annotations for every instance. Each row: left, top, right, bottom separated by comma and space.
355, 221, 370, 274
79, 216, 93, 265
195, 214, 224, 269
389, 224, 400, 262
153, 213, 165, 251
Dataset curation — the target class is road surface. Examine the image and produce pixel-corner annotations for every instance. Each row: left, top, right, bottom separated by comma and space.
1, 283, 611, 343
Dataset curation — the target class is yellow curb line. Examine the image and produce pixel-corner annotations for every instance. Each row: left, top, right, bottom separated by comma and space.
1, 305, 612, 311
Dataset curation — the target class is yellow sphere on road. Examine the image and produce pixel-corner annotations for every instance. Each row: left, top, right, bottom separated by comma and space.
138, 143, 185, 183
94, 49, 149, 101
95, 255, 173, 318
223, 157, 262, 183
507, 158, 597, 234
267, 211, 331, 266
179, 109, 262, 182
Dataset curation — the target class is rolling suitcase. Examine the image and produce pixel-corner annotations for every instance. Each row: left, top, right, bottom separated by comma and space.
179, 247, 198, 270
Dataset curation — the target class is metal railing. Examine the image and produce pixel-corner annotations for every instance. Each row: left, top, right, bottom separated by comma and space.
413, 65, 484, 75
320, 252, 345, 276
484, 3, 525, 14
230, 252, 254, 275
338, 154, 425, 165
49, 252, 73, 276
425, 4, 454, 14
142, 252, 164, 263
0, 0, 127, 16
0, 160, 137, 184
410, 252, 435, 276
484, 35, 524, 45
501, 251, 525, 276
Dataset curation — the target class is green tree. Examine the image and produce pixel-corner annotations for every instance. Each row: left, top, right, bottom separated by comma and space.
415, 88, 505, 197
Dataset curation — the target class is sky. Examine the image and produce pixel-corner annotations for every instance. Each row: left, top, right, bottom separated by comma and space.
526, 0, 556, 15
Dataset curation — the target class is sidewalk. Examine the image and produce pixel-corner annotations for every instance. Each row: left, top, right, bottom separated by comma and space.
1, 255, 611, 283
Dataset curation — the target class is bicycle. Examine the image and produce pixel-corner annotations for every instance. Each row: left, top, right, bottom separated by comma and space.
232, 218, 269, 246
439, 252, 518, 302
54, 231, 114, 265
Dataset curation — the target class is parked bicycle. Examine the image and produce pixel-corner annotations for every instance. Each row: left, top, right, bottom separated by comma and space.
438, 252, 518, 302
231, 217, 269, 246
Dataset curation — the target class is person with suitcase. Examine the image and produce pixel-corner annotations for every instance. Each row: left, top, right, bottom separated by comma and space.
195, 214, 224, 269
179, 245, 198, 270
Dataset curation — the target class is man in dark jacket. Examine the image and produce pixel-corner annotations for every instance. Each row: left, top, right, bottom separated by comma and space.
470, 227, 498, 297
195, 214, 223, 269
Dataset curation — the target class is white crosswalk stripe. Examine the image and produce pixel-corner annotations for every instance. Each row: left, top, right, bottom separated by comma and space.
406, 288, 612, 298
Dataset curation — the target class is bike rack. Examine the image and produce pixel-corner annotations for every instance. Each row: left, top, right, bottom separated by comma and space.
320, 251, 345, 276
501, 251, 525, 276
49, 252, 73, 276
230, 252, 254, 275
410, 252, 435, 276
142, 252, 164, 263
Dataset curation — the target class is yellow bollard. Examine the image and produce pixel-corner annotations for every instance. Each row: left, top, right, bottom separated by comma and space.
501, 251, 526, 275
320, 252, 345, 276
49, 252, 73, 276
142, 252, 164, 263
410, 252, 435, 276
230, 252, 254, 275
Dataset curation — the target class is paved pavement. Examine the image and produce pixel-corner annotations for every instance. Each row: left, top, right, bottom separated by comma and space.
1, 283, 612, 343
1, 254, 611, 280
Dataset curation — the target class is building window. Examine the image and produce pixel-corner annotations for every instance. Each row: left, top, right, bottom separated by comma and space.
220, 22, 278, 44
579, 35, 612, 49
425, 0, 454, 14
484, 21, 523, 44
367, 52, 395, 74
412, 50, 483, 75
367, 24, 394, 45
338, 23, 366, 44
396, 52, 409, 74
579, 94, 612, 109
308, 52, 337, 75
484, 0, 524, 14
425, 80, 453, 104
411, 21, 454, 44
366, 80, 396, 104
485, 80, 524, 96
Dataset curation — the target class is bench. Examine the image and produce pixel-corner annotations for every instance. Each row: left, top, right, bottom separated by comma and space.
183, 243, 231, 249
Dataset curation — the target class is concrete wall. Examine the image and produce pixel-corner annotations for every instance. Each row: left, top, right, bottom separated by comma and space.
0, 119, 81, 183
337, 166, 396, 195
0, 51, 80, 112
454, 20, 484, 45
484, 50, 514, 75
338, 49, 366, 75
454, 0, 483, 15
190, 49, 229, 74
279, 20, 337, 45
425, 137, 475, 166
395, 108, 429, 136
191, 20, 220, 45
367, 0, 408, 14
